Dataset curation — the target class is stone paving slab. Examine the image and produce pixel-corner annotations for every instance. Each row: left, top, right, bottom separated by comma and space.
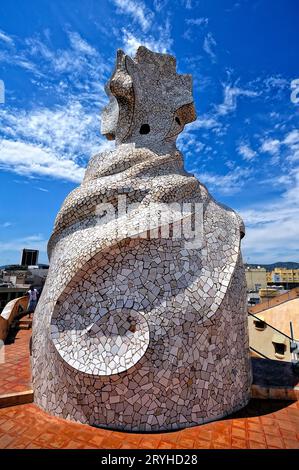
0, 401, 298, 449
0, 328, 31, 396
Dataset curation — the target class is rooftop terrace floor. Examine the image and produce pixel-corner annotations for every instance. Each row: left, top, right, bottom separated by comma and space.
0, 326, 31, 395
0, 327, 299, 449
0, 401, 299, 449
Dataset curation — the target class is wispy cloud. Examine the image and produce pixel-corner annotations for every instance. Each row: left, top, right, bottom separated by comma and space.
181, 0, 193, 9
0, 140, 85, 183
183, 17, 208, 41
113, 0, 153, 32
203, 32, 217, 62
260, 138, 280, 155
68, 31, 98, 56
260, 129, 299, 162
196, 166, 252, 195
0, 30, 114, 182
111, 0, 173, 57
122, 22, 173, 55
24, 32, 109, 102
177, 112, 226, 158
237, 142, 257, 161
0, 101, 113, 181
191, 115, 222, 131
241, 167, 299, 263
263, 75, 290, 91
0, 30, 14, 46
186, 17, 208, 26
0, 30, 109, 105
284, 130, 299, 162
216, 85, 258, 115
122, 30, 145, 55
2, 102, 102, 159
238, 127, 299, 262
153, 0, 169, 12
0, 234, 47, 256
179, 81, 259, 153
284, 129, 299, 145
0, 49, 40, 74
35, 187, 49, 192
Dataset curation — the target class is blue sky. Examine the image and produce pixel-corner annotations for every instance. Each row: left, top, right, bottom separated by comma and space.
0, 0, 298, 265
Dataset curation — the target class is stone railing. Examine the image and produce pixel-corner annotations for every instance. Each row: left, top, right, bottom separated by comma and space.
0, 296, 28, 342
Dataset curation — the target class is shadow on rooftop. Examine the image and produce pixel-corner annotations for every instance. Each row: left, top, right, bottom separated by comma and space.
226, 398, 293, 420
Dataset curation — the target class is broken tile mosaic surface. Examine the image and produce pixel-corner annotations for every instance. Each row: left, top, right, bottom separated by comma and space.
32, 46, 251, 431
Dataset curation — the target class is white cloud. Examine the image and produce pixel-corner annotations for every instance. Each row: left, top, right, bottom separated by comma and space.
68, 31, 97, 56
177, 113, 225, 157
182, 114, 225, 139
182, 0, 193, 9
0, 30, 14, 46
122, 24, 173, 55
1, 102, 102, 159
284, 130, 299, 162
186, 17, 208, 26
260, 138, 280, 155
263, 75, 289, 91
122, 30, 145, 55
0, 98, 113, 183
241, 168, 299, 263
36, 187, 49, 192
191, 116, 220, 130
196, 167, 252, 195
237, 143, 257, 161
26, 33, 109, 97
259, 130, 299, 162
0, 234, 47, 260
183, 18, 209, 42
203, 33, 217, 62
178, 133, 205, 158
283, 129, 299, 145
112, 0, 173, 55
0, 140, 85, 183
179, 82, 257, 142
153, 0, 169, 11
113, 0, 153, 32
217, 85, 258, 116
0, 49, 40, 74
238, 124, 299, 262
0, 31, 109, 107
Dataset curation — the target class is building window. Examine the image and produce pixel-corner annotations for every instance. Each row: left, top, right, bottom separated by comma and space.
254, 318, 266, 331
272, 333, 287, 359
273, 342, 286, 358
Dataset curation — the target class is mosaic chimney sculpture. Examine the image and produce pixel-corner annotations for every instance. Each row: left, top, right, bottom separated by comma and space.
32, 46, 251, 431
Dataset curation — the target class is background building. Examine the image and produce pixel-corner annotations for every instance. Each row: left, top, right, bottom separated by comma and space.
0, 249, 48, 313
266, 268, 299, 289
20, 249, 39, 267
245, 267, 267, 292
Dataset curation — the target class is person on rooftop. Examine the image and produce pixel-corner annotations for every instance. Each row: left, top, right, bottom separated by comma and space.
27, 285, 38, 318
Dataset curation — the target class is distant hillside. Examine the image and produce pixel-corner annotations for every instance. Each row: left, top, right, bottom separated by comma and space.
245, 262, 299, 271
